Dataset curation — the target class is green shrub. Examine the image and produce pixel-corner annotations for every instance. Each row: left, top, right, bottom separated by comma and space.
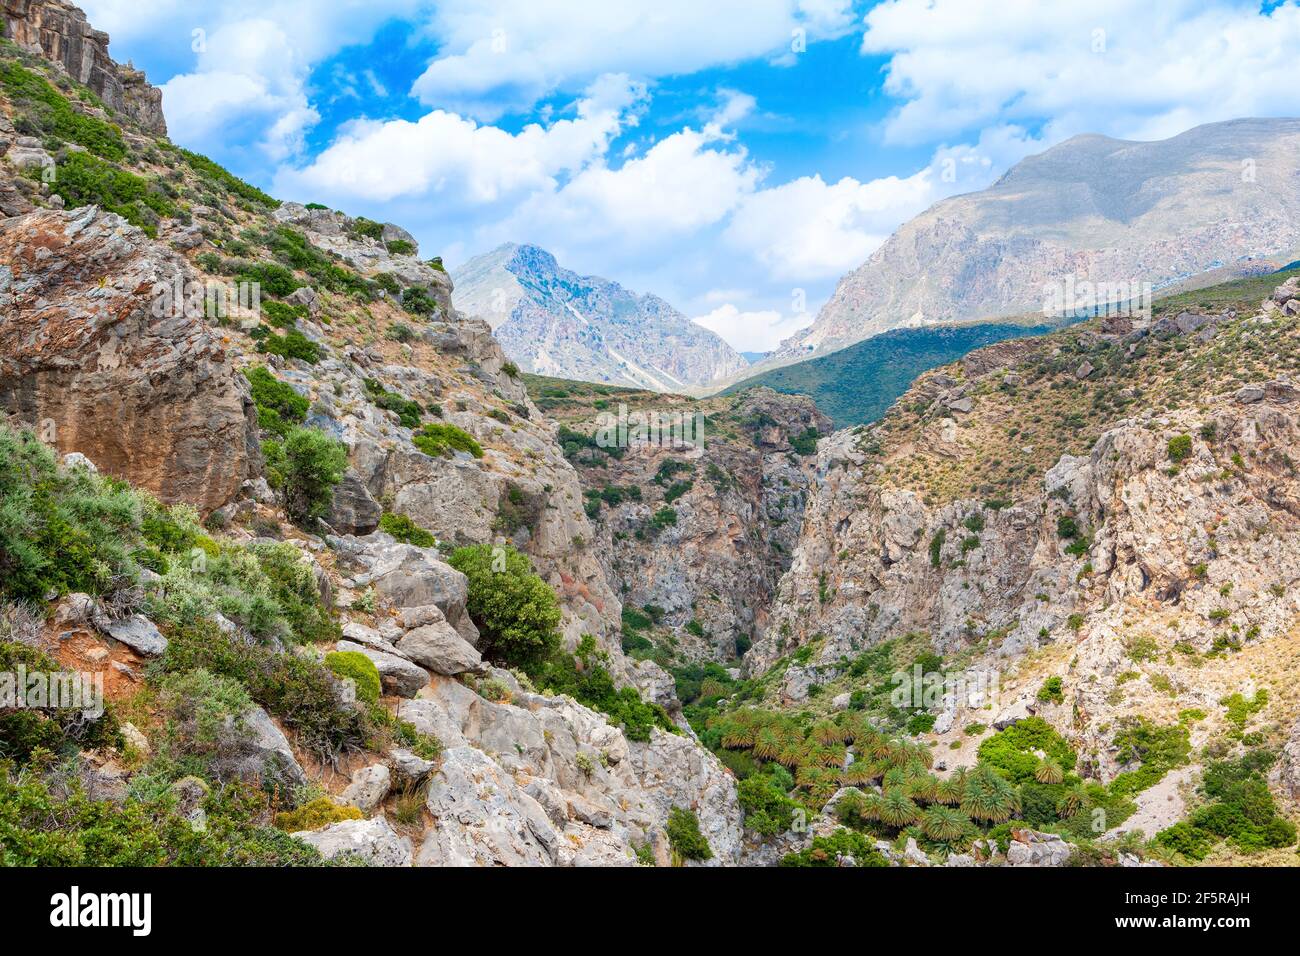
180, 148, 279, 207
51, 152, 176, 236
1108, 718, 1191, 797
324, 652, 381, 704
1036, 676, 1064, 704
448, 544, 561, 669
258, 327, 321, 364
0, 427, 143, 600
274, 796, 361, 833
385, 239, 416, 256
737, 772, 798, 837
666, 806, 713, 862
531, 637, 674, 742
246, 366, 309, 438
401, 286, 438, 317
929, 529, 945, 567
789, 428, 820, 456
781, 828, 888, 867
234, 261, 302, 298
261, 300, 309, 329
274, 797, 362, 832
378, 512, 436, 548
412, 423, 483, 459
156, 619, 370, 757
0, 769, 323, 866
977, 717, 1077, 784
1167, 434, 1193, 463
363, 378, 422, 428
263, 428, 348, 526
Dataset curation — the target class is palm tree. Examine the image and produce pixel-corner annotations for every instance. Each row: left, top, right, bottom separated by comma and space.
934, 774, 966, 806
1056, 783, 1087, 818
921, 806, 970, 842
879, 787, 921, 828
721, 722, 756, 749
752, 727, 781, 761
961, 766, 1020, 823
840, 759, 882, 788
906, 772, 940, 804
1034, 758, 1064, 785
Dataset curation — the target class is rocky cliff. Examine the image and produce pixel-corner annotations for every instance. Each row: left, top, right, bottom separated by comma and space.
2, 0, 166, 134
532, 378, 830, 664
750, 275, 1300, 812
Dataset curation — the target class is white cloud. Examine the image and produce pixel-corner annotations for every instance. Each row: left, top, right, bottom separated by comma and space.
501, 124, 762, 244
412, 0, 854, 118
862, 0, 1300, 145
82, 0, 422, 160
274, 74, 646, 206
692, 303, 813, 353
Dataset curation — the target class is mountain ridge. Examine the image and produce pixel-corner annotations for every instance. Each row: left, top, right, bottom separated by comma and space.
452, 242, 748, 393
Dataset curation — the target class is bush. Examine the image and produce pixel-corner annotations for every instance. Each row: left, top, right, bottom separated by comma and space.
781, 828, 888, 867
325, 652, 382, 704
0, 769, 324, 866
412, 423, 483, 459
180, 148, 279, 207
0, 427, 143, 600
260, 300, 309, 329
364, 379, 422, 429
246, 366, 309, 438
51, 152, 177, 236
258, 327, 321, 364
401, 286, 438, 317
1036, 676, 1064, 704
448, 544, 561, 669
263, 428, 348, 526
1108, 718, 1190, 797
153, 668, 253, 763
531, 637, 674, 742
1167, 434, 1193, 463
666, 806, 713, 862
0, 640, 120, 763
977, 717, 1077, 784
156, 619, 370, 758
378, 512, 436, 548
737, 772, 798, 837
274, 796, 362, 832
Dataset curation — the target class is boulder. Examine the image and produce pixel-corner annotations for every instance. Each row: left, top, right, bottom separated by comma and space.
326, 471, 382, 535
102, 615, 168, 657
336, 640, 429, 698
295, 818, 413, 867
1006, 829, 1072, 866
417, 746, 560, 867
215, 706, 308, 792
340, 763, 392, 814
395, 621, 484, 676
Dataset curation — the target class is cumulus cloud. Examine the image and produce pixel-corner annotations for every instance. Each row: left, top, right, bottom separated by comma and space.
412, 0, 855, 118
691, 303, 813, 353
862, 0, 1300, 145
274, 74, 647, 206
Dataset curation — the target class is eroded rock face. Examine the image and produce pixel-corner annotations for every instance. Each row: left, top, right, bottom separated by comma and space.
0, 207, 261, 512
398, 669, 742, 866
1, 0, 167, 135
295, 818, 413, 867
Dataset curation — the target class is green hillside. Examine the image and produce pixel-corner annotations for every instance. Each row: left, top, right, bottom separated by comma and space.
723, 323, 1056, 428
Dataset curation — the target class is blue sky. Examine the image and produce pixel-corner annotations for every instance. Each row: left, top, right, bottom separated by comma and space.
81, 0, 1300, 351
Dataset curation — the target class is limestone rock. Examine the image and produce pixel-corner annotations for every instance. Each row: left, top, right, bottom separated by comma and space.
395, 621, 484, 676
295, 818, 413, 867
0, 207, 260, 513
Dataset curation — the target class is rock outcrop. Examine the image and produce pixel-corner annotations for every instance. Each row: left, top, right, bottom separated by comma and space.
0, 206, 261, 512
1, 0, 167, 134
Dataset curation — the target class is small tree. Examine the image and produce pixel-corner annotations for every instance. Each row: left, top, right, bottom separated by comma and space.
265, 428, 348, 526
666, 806, 713, 863
448, 544, 561, 670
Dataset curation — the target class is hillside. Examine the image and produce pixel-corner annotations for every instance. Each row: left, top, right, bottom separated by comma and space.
0, 6, 743, 868
452, 242, 747, 392
756, 118, 1300, 373
723, 320, 1059, 428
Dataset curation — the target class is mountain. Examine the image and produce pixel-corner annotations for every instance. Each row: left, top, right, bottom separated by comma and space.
723, 320, 1058, 428
757, 117, 1300, 373
452, 243, 748, 392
